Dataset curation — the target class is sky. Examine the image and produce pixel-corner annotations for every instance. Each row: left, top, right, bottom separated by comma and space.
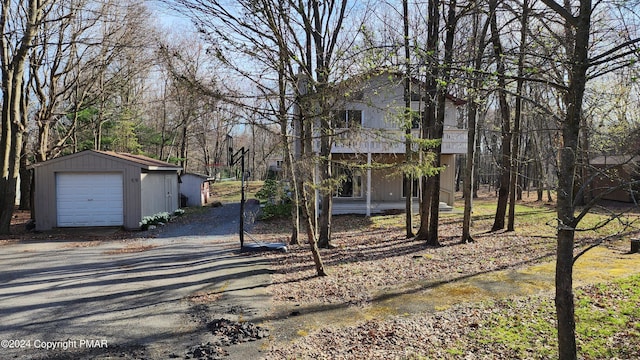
147, 0, 195, 32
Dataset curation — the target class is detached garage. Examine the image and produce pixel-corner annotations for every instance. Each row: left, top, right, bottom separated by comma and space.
32, 150, 182, 231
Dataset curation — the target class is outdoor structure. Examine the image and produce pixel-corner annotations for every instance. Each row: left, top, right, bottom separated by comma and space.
31, 150, 182, 230
588, 155, 640, 203
180, 173, 211, 207
265, 156, 284, 179
323, 71, 467, 216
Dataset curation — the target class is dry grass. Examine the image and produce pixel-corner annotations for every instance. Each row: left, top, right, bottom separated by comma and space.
210, 180, 263, 203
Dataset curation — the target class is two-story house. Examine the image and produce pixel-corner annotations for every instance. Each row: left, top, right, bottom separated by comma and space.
326, 71, 467, 216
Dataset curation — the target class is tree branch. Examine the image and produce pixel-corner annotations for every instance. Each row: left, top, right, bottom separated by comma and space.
539, 0, 578, 26
589, 37, 640, 66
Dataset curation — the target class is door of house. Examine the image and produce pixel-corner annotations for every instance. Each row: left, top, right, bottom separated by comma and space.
165, 175, 176, 212
334, 165, 363, 198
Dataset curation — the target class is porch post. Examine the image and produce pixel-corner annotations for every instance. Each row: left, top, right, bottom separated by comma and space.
366, 142, 372, 217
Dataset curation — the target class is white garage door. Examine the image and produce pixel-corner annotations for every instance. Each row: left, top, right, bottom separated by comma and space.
56, 173, 124, 227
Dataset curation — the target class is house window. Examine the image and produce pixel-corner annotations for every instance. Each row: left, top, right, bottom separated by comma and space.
334, 164, 363, 198
334, 110, 362, 129
276, 160, 283, 168
402, 175, 419, 198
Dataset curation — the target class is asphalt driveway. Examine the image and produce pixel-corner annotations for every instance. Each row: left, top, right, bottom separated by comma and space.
0, 203, 272, 360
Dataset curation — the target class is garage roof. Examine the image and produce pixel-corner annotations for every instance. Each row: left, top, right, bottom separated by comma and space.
31, 150, 183, 171
96, 151, 183, 171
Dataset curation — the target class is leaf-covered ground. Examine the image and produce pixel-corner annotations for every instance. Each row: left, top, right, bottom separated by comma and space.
249, 196, 640, 359
253, 213, 592, 306
5, 191, 640, 358
265, 275, 640, 359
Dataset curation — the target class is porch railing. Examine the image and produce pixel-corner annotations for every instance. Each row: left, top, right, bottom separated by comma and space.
327, 128, 467, 155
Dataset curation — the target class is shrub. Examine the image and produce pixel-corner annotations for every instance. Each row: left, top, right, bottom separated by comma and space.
139, 211, 172, 230
256, 179, 292, 220
173, 208, 185, 216
260, 201, 292, 220
255, 179, 280, 201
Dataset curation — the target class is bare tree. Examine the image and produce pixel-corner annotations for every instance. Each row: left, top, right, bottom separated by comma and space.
0, 0, 53, 234
414, 0, 441, 245
158, 39, 209, 172
415, 0, 459, 245
488, 0, 512, 232
533, 0, 640, 357
57, 0, 157, 153
30, 0, 85, 162
290, 0, 349, 249
402, 0, 415, 238
163, 0, 337, 274
506, 0, 530, 231
461, 3, 490, 244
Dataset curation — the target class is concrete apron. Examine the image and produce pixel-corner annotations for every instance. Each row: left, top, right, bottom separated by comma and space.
267, 244, 640, 343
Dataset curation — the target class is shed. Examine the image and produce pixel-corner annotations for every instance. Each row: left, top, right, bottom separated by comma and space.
31, 150, 183, 231
180, 173, 211, 207
589, 155, 640, 202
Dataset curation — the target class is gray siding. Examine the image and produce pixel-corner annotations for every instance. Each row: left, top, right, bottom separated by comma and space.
34, 152, 142, 230
348, 74, 459, 130
370, 167, 400, 202
141, 171, 179, 216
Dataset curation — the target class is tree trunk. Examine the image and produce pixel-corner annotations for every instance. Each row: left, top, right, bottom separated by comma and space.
489, 0, 512, 232
19, 151, 31, 211
462, 98, 477, 244
303, 207, 326, 276
556, 137, 579, 359
0, 111, 22, 234
546, 0, 591, 356
473, 112, 483, 199
462, 10, 488, 244
297, 59, 326, 274
556, 228, 577, 360
403, 0, 414, 239
426, 0, 457, 244
507, 0, 529, 231
317, 121, 333, 248
415, 0, 439, 245
290, 178, 301, 246
301, 165, 327, 276
0, 75, 26, 233
180, 123, 188, 172
287, 119, 301, 245
308, 0, 348, 250
290, 72, 307, 246
531, 112, 546, 202
315, 77, 332, 249
0, 0, 47, 234
427, 166, 441, 244
416, 176, 434, 242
